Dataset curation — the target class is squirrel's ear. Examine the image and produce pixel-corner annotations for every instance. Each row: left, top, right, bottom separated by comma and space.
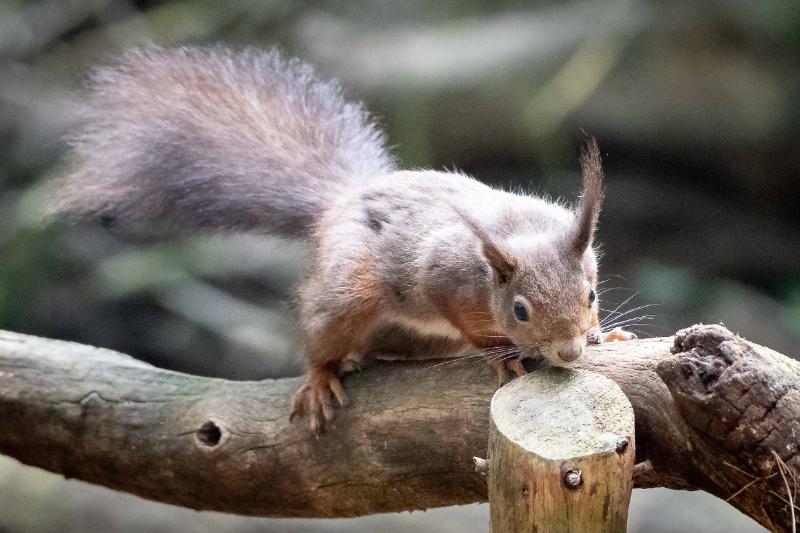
481, 236, 518, 285
454, 208, 518, 284
571, 137, 604, 254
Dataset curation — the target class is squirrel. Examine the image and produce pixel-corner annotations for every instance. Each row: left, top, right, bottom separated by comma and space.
53, 46, 636, 433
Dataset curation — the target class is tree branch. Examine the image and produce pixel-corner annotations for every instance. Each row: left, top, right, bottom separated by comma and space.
0, 325, 798, 531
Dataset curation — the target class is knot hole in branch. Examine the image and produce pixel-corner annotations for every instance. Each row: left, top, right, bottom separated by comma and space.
195, 420, 227, 452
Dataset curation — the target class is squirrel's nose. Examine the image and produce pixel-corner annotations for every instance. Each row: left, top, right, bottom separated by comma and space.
555, 337, 584, 363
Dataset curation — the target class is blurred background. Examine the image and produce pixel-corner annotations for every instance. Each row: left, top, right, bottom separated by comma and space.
1, 0, 798, 531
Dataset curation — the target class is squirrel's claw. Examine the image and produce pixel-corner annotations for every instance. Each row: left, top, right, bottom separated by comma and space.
290, 373, 349, 434
328, 377, 350, 407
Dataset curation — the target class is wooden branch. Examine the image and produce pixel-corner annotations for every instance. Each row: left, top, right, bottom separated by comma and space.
0, 325, 798, 531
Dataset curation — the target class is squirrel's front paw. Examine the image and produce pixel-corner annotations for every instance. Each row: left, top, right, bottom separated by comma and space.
602, 327, 638, 342
290, 371, 349, 434
488, 356, 527, 387
588, 326, 638, 344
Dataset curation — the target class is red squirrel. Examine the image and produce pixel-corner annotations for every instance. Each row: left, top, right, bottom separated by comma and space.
54, 46, 636, 433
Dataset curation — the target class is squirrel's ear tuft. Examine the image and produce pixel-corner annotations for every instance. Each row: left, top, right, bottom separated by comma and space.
571, 137, 604, 254
454, 208, 518, 284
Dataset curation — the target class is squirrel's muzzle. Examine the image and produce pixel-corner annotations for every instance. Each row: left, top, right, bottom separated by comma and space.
551, 337, 584, 363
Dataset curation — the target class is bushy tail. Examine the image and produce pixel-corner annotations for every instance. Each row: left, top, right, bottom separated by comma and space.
53, 46, 395, 238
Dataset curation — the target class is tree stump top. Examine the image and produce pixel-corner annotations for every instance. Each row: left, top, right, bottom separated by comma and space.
490, 367, 635, 460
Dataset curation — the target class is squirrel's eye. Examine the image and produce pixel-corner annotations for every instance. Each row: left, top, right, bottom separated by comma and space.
513, 301, 529, 322
588, 289, 596, 307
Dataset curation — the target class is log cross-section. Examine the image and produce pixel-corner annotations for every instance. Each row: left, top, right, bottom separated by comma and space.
488, 368, 635, 532
0, 325, 798, 531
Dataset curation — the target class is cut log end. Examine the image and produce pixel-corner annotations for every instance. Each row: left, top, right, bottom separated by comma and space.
488, 368, 635, 532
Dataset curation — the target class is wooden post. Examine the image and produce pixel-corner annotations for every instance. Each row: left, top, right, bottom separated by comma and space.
487, 367, 635, 532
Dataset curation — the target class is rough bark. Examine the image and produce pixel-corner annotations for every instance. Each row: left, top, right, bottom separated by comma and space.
0, 325, 798, 531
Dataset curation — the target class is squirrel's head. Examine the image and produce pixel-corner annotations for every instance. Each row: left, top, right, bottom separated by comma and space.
487, 238, 599, 365
466, 139, 604, 365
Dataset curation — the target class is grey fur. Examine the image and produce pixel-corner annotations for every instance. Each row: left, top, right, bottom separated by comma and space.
54, 46, 395, 237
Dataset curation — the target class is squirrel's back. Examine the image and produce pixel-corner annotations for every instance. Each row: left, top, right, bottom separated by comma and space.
54, 46, 395, 237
